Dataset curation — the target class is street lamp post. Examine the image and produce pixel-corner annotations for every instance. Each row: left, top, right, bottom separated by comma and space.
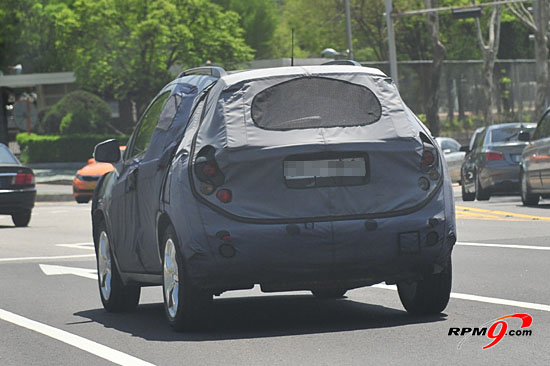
385, 0, 399, 87
345, 0, 354, 60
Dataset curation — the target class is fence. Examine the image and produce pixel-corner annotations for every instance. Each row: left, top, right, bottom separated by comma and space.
361, 59, 539, 132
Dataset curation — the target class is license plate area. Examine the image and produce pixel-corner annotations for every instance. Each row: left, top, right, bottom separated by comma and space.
284, 152, 369, 188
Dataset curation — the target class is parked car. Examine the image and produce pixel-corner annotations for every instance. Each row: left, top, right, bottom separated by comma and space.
461, 123, 536, 201
91, 65, 456, 331
0, 143, 36, 227
73, 146, 125, 204
520, 109, 550, 205
435, 137, 465, 183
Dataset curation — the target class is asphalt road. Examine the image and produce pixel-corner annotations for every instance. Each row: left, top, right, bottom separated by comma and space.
1, 191, 549, 365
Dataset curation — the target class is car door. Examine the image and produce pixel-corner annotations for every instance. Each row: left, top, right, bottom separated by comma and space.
134, 84, 200, 273
107, 92, 171, 273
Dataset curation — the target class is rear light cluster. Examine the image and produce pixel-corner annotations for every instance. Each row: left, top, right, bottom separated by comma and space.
485, 151, 505, 161
418, 134, 440, 191
12, 172, 35, 186
194, 146, 231, 203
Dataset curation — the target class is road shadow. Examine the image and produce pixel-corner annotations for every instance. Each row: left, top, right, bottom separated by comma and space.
74, 294, 447, 342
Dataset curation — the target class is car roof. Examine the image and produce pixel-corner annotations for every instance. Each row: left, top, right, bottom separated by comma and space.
219, 65, 388, 88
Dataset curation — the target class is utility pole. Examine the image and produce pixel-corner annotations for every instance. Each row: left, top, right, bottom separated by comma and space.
385, 0, 399, 87
345, 0, 354, 60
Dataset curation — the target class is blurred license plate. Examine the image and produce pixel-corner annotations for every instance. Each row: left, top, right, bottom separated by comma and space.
284, 156, 368, 188
511, 154, 522, 162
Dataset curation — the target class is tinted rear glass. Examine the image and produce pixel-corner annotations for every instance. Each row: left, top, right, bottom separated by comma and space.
489, 126, 535, 143
251, 77, 382, 130
0, 145, 18, 164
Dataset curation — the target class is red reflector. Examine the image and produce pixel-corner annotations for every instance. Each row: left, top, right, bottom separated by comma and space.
12, 173, 35, 185
216, 189, 232, 203
422, 150, 435, 166
486, 152, 505, 161
202, 163, 217, 177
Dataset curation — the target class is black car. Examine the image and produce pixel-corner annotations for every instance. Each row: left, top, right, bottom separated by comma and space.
461, 123, 536, 201
520, 108, 550, 205
92, 65, 456, 331
0, 143, 36, 227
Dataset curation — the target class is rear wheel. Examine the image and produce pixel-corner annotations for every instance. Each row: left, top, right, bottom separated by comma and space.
521, 170, 539, 206
461, 184, 475, 202
12, 210, 31, 227
475, 175, 490, 201
311, 289, 347, 299
397, 260, 452, 315
162, 226, 212, 331
95, 221, 140, 312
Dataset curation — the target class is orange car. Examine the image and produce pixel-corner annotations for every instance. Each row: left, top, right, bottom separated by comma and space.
73, 146, 125, 203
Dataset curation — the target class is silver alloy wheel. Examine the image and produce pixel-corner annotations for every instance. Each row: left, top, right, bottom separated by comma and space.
98, 231, 112, 301
163, 238, 179, 319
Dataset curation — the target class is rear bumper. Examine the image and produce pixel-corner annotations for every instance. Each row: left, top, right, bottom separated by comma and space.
0, 188, 36, 214
480, 164, 520, 193
177, 183, 456, 292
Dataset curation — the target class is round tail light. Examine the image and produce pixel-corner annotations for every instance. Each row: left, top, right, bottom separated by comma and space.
216, 189, 232, 203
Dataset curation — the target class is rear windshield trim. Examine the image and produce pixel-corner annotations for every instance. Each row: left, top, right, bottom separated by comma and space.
250, 76, 382, 131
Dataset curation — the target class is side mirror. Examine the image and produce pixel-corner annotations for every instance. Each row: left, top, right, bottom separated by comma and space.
94, 139, 121, 163
459, 146, 470, 152
518, 131, 531, 142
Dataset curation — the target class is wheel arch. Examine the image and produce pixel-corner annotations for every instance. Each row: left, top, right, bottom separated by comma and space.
157, 212, 175, 260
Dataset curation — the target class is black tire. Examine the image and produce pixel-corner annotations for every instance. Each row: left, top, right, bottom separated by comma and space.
461, 184, 475, 202
162, 225, 212, 331
94, 220, 140, 312
12, 210, 31, 227
521, 170, 539, 206
475, 175, 490, 201
311, 289, 347, 299
76, 196, 91, 204
397, 260, 452, 315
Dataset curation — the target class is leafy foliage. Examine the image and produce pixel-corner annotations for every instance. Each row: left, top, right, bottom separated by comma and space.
41, 90, 112, 135
56, 0, 253, 113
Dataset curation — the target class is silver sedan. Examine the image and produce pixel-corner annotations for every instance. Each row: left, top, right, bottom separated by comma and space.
436, 137, 465, 183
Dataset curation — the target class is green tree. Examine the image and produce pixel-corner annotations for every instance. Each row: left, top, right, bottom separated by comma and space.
55, 0, 253, 114
212, 0, 278, 59
0, 0, 74, 73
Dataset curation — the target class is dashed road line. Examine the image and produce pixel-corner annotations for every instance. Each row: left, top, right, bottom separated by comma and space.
0, 308, 155, 366
56, 243, 94, 250
457, 242, 550, 251
373, 284, 550, 312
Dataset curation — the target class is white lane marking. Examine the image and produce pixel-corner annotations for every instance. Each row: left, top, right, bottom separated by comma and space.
0, 308, 155, 366
373, 284, 550, 312
40, 264, 97, 280
457, 242, 550, 251
0, 254, 95, 263
56, 243, 94, 250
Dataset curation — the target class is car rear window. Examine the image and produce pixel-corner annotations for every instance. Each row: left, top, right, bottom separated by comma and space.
251, 77, 382, 130
0, 145, 18, 164
489, 126, 535, 143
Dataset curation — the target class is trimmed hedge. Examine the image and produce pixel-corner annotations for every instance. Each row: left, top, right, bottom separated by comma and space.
16, 133, 130, 163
